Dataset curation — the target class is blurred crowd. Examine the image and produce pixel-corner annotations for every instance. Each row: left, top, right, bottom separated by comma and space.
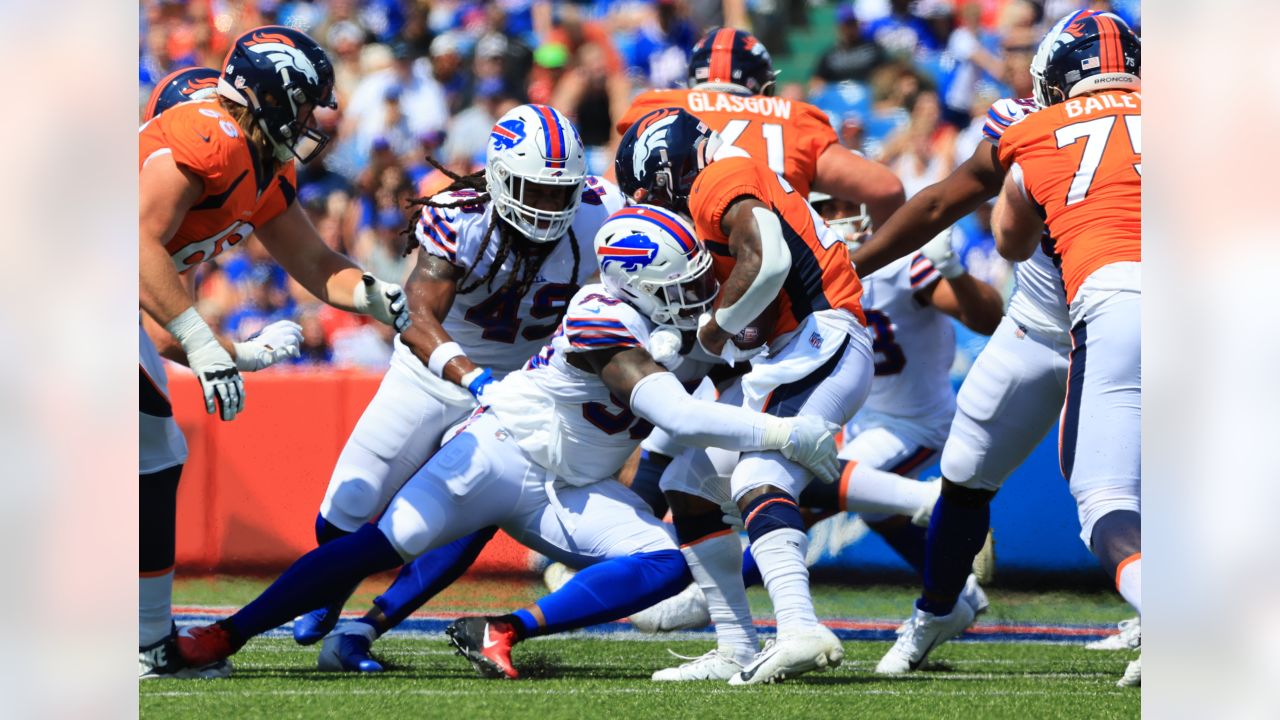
140, 0, 1139, 370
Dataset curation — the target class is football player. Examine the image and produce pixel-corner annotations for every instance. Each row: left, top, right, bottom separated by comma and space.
615, 28, 904, 226
875, 11, 1141, 687
991, 11, 1142, 686
615, 107, 874, 685
173, 207, 843, 681
290, 103, 624, 670
138, 28, 410, 680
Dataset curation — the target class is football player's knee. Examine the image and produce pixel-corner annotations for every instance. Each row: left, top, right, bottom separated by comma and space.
1075, 484, 1140, 549
634, 549, 692, 596
327, 477, 383, 528
939, 440, 1004, 493
377, 488, 446, 559
741, 492, 805, 544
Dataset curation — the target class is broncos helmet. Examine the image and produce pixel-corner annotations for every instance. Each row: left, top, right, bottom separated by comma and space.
144, 67, 220, 122
687, 27, 777, 96
217, 26, 336, 163
594, 205, 718, 329
1031, 10, 1140, 108
615, 107, 722, 215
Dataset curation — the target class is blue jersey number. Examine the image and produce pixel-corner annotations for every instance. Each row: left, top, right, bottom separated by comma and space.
465, 283, 578, 343
864, 309, 906, 376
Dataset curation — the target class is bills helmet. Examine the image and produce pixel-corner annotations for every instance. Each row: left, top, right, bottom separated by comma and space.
1031, 10, 1140, 108
217, 26, 336, 163
687, 28, 777, 96
594, 205, 718, 329
615, 108, 722, 215
144, 67, 221, 122
809, 191, 872, 252
486, 104, 587, 243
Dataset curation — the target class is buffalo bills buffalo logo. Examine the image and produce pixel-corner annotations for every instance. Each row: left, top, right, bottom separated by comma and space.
490, 118, 527, 151
597, 233, 660, 272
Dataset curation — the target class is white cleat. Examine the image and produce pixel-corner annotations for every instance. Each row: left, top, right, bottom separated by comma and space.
1086, 617, 1141, 650
959, 573, 989, 616
652, 648, 744, 681
543, 562, 576, 592
728, 625, 843, 686
876, 601, 976, 675
630, 583, 712, 633
1117, 655, 1141, 687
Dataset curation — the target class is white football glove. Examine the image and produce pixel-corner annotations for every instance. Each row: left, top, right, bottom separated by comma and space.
697, 312, 768, 367
166, 308, 245, 422
720, 500, 745, 532
647, 326, 684, 370
919, 228, 966, 280
353, 273, 410, 332
764, 415, 841, 484
233, 320, 303, 372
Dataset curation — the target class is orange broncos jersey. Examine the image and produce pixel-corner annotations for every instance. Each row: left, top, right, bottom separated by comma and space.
617, 89, 838, 198
690, 154, 865, 341
998, 90, 1141, 302
139, 100, 297, 274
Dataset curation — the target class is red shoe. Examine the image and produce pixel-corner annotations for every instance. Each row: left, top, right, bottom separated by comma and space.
177, 623, 236, 667
446, 617, 520, 679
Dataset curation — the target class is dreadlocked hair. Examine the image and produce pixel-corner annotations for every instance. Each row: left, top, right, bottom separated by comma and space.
401, 154, 583, 298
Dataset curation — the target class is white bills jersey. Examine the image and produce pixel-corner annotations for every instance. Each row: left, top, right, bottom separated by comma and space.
859, 252, 956, 425
484, 284, 698, 486
408, 176, 626, 396
985, 97, 1071, 341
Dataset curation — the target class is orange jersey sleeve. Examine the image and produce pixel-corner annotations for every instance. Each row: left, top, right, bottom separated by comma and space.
618, 90, 837, 198
1000, 91, 1141, 302
139, 101, 261, 272
690, 155, 864, 339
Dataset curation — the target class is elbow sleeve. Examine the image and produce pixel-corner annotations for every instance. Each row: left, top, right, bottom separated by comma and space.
629, 372, 787, 452
714, 207, 791, 335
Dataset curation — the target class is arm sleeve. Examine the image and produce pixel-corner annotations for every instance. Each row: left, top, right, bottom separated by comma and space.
629, 372, 786, 452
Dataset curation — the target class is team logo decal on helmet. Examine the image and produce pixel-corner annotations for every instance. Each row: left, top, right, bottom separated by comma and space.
490, 118, 527, 152
597, 234, 661, 273
1030, 10, 1140, 108
615, 107, 721, 215
241, 31, 322, 86
144, 66, 221, 121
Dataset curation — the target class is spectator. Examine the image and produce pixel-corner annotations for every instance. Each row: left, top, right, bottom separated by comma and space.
438, 77, 516, 181
430, 31, 471, 115
863, 0, 939, 57
293, 306, 335, 365
553, 42, 632, 175
622, 0, 698, 90
344, 39, 448, 155
810, 4, 889, 94
941, 1, 1006, 124
877, 89, 956, 198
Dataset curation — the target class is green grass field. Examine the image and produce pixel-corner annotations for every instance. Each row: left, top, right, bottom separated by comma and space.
141, 576, 1140, 719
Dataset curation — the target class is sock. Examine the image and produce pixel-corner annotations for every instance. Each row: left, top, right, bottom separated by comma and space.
371, 527, 498, 631
1115, 553, 1141, 615
684, 533, 758, 665
840, 461, 939, 517
521, 549, 690, 637
226, 524, 404, 644
919, 489, 990, 616
315, 513, 352, 545
139, 571, 175, 647
629, 450, 673, 518
743, 493, 817, 637
740, 547, 763, 587
867, 516, 928, 575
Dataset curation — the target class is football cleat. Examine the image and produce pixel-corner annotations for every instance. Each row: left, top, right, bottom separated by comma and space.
318, 622, 384, 673
728, 625, 843, 686
959, 573, 989, 617
630, 583, 712, 633
652, 648, 744, 681
542, 562, 576, 592
139, 625, 232, 680
1117, 655, 1141, 687
1086, 617, 1141, 650
971, 529, 997, 584
175, 622, 237, 668
876, 601, 975, 675
293, 606, 340, 646
446, 617, 520, 679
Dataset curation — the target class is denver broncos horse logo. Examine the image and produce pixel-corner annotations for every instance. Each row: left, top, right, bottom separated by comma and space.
490, 118, 527, 151
244, 31, 320, 85
597, 233, 661, 273
631, 112, 680, 183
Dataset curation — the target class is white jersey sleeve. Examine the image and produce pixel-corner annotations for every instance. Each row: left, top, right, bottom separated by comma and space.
482, 284, 655, 486
982, 97, 1038, 145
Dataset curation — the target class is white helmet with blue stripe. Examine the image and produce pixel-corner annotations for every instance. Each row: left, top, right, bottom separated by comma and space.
486, 104, 587, 243
593, 205, 719, 329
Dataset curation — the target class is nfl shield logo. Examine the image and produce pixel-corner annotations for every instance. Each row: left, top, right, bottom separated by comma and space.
809, 333, 823, 349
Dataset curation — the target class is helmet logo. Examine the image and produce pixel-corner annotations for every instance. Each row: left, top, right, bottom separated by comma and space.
632, 114, 679, 182
243, 37, 320, 85
597, 233, 661, 272
490, 118, 527, 151
182, 76, 219, 97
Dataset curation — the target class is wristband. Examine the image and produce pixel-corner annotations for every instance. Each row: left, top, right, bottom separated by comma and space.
164, 307, 216, 351
428, 341, 466, 377
461, 367, 495, 398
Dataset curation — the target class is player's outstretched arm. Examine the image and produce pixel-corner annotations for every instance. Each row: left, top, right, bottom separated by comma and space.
850, 142, 1006, 278
577, 347, 841, 483
696, 197, 790, 356
256, 203, 409, 331
812, 143, 906, 229
916, 230, 1005, 335
992, 168, 1044, 262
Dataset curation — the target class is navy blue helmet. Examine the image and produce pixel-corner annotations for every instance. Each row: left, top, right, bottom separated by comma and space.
144, 66, 220, 122
217, 26, 336, 163
1031, 10, 1140, 108
687, 27, 777, 96
615, 108, 722, 215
